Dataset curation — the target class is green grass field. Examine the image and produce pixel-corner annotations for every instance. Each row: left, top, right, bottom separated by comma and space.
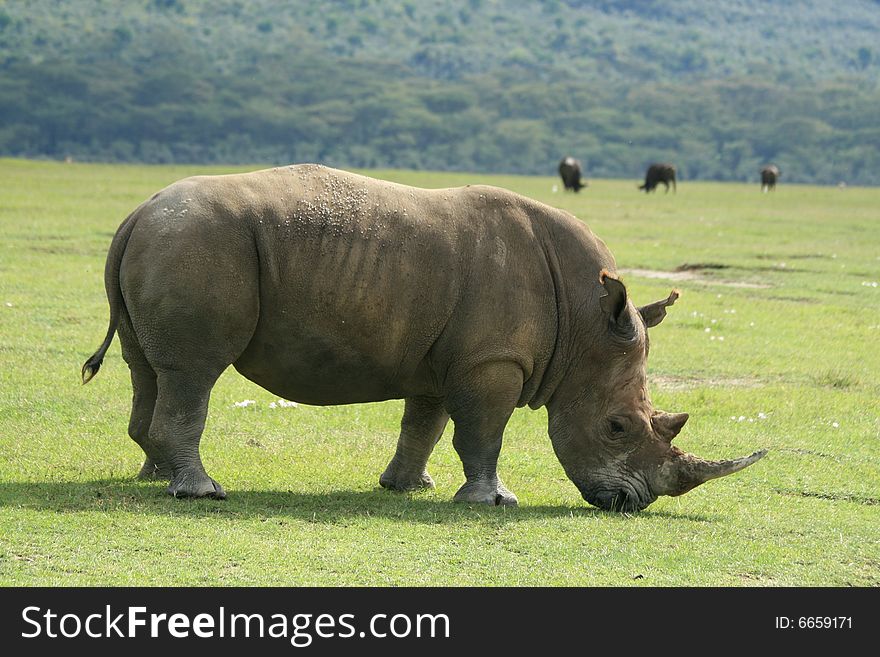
1, 158, 877, 586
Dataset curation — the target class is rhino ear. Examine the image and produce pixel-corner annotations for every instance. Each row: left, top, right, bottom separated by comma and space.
599, 269, 629, 326
638, 289, 681, 328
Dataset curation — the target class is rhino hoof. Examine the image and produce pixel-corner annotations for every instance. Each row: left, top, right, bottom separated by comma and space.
379, 470, 435, 492
454, 480, 518, 506
167, 470, 226, 499
137, 459, 173, 481
494, 492, 518, 506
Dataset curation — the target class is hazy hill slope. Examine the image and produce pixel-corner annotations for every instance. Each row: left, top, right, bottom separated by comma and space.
1, 0, 879, 183
4, 0, 880, 83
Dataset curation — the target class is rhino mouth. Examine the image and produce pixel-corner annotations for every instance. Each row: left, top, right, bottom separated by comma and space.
579, 480, 657, 513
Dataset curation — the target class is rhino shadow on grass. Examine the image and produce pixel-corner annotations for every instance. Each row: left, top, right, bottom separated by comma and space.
0, 480, 721, 524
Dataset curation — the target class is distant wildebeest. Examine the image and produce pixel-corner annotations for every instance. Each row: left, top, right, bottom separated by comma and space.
639, 163, 676, 193
558, 157, 587, 192
761, 165, 780, 192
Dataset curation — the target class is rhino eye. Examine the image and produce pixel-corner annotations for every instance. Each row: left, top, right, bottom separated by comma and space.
609, 419, 627, 435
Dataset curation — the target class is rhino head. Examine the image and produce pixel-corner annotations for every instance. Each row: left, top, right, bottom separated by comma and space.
547, 270, 766, 512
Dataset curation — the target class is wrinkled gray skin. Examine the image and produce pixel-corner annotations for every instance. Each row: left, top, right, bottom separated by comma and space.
83, 165, 765, 511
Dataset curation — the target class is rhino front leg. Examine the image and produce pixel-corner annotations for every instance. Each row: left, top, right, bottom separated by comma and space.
448, 363, 522, 506
149, 371, 225, 499
380, 396, 449, 492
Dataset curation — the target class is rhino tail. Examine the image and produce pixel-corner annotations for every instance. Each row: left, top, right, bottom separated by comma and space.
82, 335, 111, 384
82, 210, 140, 385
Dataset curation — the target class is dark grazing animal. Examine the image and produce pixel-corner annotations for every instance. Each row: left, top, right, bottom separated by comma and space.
639, 163, 677, 193
558, 157, 587, 192
761, 165, 780, 192
82, 165, 765, 511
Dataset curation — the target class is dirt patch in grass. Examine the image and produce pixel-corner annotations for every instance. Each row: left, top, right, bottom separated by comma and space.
751, 264, 806, 273
755, 253, 828, 260
651, 375, 763, 391
738, 572, 780, 585
775, 489, 880, 506
27, 245, 105, 256
675, 262, 729, 271
765, 295, 821, 304
777, 448, 839, 461
620, 268, 771, 289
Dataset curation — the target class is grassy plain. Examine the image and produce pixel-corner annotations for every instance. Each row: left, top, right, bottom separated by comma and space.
0, 158, 877, 585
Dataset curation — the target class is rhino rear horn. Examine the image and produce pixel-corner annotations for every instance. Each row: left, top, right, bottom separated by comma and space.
638, 289, 680, 328
652, 412, 689, 442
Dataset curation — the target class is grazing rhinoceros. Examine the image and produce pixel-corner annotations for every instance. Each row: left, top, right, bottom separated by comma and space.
83, 164, 765, 511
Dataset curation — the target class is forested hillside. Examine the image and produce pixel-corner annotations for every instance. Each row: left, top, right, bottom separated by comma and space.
2, 0, 879, 183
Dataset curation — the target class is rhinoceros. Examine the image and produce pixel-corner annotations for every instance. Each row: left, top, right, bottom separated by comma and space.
83, 164, 765, 511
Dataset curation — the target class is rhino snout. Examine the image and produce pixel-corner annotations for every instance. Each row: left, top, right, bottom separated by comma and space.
578, 481, 658, 513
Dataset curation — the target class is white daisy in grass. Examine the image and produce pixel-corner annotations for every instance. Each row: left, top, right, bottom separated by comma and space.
270, 399, 298, 409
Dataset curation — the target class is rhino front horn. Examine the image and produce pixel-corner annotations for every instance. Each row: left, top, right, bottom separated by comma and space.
655, 449, 768, 497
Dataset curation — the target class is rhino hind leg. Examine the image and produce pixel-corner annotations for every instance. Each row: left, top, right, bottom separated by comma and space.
448, 363, 522, 506
150, 370, 226, 499
129, 366, 172, 481
118, 234, 259, 498
118, 318, 173, 480
380, 396, 449, 492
